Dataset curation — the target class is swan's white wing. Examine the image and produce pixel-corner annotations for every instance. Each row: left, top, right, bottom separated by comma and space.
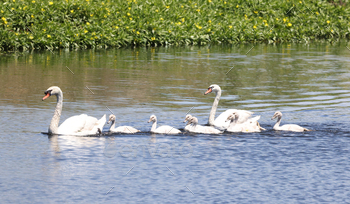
202, 126, 222, 134
226, 124, 244, 132
247, 115, 260, 122
112, 126, 140, 133
81, 116, 99, 131
82, 114, 106, 134
227, 118, 262, 133
58, 114, 89, 134
58, 114, 106, 135
189, 125, 222, 134
214, 109, 254, 129
280, 124, 306, 132
184, 124, 191, 132
240, 122, 261, 133
154, 125, 181, 134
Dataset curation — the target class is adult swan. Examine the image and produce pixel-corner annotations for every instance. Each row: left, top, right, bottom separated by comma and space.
42, 86, 106, 135
204, 84, 258, 130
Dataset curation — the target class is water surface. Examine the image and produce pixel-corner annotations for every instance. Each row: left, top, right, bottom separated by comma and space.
1, 43, 350, 203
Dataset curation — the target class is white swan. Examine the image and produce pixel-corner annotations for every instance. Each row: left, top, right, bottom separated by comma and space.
225, 112, 265, 133
204, 84, 258, 130
183, 114, 193, 132
186, 116, 222, 134
271, 111, 310, 132
42, 86, 106, 135
107, 114, 140, 134
148, 115, 181, 134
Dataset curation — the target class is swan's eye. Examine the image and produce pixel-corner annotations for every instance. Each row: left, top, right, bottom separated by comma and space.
44, 90, 52, 95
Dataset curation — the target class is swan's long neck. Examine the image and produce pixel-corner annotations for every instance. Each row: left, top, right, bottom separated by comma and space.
209, 90, 221, 126
49, 92, 63, 134
273, 116, 282, 129
109, 120, 116, 131
151, 120, 157, 132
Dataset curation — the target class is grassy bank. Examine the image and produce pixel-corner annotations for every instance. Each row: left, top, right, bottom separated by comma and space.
1, 0, 350, 51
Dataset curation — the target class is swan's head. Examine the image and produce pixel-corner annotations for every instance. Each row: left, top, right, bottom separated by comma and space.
204, 84, 221, 95
271, 111, 282, 120
42, 86, 62, 100
187, 116, 198, 125
148, 115, 157, 123
183, 114, 192, 123
108, 114, 116, 124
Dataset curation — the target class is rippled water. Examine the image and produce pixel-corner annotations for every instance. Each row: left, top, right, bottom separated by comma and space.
1, 43, 350, 203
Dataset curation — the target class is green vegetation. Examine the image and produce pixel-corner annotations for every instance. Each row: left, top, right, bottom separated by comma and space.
1, 0, 350, 51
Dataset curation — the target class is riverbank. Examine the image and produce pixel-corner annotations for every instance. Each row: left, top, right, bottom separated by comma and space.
1, 0, 349, 51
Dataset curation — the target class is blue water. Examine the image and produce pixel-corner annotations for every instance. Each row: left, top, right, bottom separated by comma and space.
1, 44, 350, 203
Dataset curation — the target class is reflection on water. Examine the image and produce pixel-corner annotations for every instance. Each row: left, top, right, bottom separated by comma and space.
1, 44, 350, 117
1, 42, 350, 203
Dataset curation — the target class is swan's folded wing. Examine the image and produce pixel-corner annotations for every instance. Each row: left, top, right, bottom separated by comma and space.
226, 124, 244, 132
191, 125, 221, 134
234, 110, 254, 124
214, 109, 253, 129
58, 114, 89, 134
248, 115, 260, 122
204, 126, 222, 134
157, 125, 181, 134
214, 109, 237, 129
81, 114, 106, 133
284, 124, 306, 132
81, 116, 99, 131
113, 126, 139, 133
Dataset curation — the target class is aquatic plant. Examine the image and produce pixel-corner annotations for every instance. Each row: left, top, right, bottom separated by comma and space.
1, 0, 349, 51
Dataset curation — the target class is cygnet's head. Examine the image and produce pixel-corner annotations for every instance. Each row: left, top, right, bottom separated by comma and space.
271, 111, 282, 120
108, 114, 116, 124
225, 113, 236, 122
42, 86, 62, 101
187, 116, 198, 125
148, 115, 157, 123
204, 84, 221, 95
184, 114, 193, 123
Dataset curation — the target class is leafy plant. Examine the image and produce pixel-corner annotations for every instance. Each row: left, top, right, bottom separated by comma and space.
0, 0, 349, 51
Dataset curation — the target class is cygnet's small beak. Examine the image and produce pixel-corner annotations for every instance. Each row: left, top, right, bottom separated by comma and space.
183, 119, 187, 123
148, 119, 151, 123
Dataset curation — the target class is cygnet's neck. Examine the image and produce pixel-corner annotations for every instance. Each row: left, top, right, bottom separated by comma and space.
273, 116, 282, 129
151, 120, 157, 132
109, 120, 116, 131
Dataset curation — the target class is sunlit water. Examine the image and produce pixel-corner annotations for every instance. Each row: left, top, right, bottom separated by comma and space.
1, 43, 350, 203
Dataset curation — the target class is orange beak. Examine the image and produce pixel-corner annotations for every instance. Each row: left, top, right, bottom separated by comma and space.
204, 88, 212, 95
42, 93, 50, 101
